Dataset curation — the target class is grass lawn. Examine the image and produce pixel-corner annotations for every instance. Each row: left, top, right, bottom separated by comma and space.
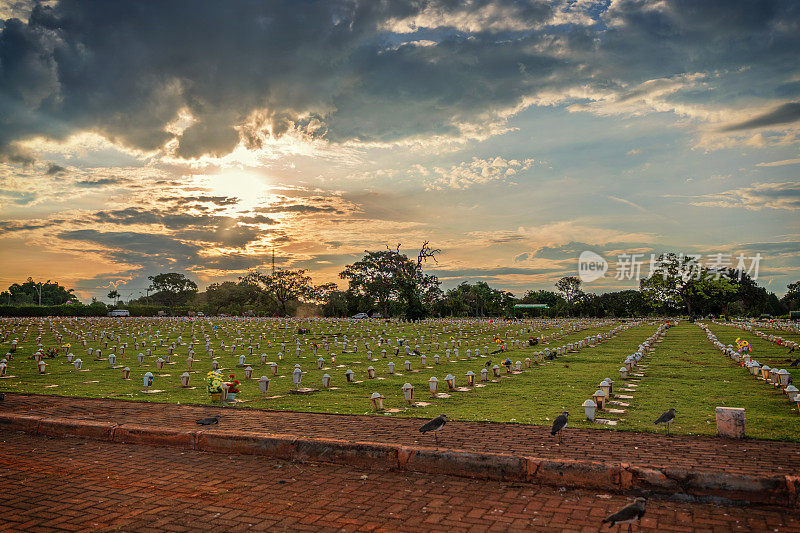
2, 317, 799, 441
631, 322, 800, 441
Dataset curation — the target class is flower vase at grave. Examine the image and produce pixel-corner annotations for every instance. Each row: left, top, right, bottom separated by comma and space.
0, 363, 6, 376
211, 360, 220, 370
271, 362, 278, 375
186, 357, 193, 370
345, 369, 355, 382
244, 366, 253, 379
261, 353, 268, 364
420, 355, 427, 366
238, 354, 246, 366
445, 374, 455, 391
108, 354, 116, 366
492, 365, 501, 377
292, 367, 303, 388
122, 367, 130, 379
74, 359, 82, 370
143, 372, 154, 389
156, 357, 165, 370
481, 368, 489, 382
180, 372, 190, 387
367, 366, 375, 379
466, 370, 475, 386
404, 360, 411, 371
428, 376, 438, 394
388, 361, 395, 374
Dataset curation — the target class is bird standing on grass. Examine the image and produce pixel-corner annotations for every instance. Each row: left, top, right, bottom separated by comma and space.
419, 414, 448, 445
551, 411, 568, 443
654, 408, 676, 434
196, 414, 221, 425
602, 497, 646, 531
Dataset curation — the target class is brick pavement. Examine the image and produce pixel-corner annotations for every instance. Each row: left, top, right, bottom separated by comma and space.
2, 393, 799, 480
1, 431, 799, 532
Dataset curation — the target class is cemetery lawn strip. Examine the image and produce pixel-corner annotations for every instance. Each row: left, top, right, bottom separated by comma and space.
3, 321, 637, 424
628, 322, 800, 441
708, 322, 799, 373
4, 318, 799, 441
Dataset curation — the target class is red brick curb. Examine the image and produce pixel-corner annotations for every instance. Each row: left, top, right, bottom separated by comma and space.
1, 411, 796, 508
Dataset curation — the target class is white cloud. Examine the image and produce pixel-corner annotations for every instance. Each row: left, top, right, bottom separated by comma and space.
422, 156, 536, 190
689, 181, 800, 210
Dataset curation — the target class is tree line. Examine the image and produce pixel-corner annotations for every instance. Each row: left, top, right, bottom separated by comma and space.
2, 248, 798, 318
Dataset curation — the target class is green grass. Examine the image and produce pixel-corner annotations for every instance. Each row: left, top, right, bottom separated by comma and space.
630, 322, 800, 441
2, 317, 799, 441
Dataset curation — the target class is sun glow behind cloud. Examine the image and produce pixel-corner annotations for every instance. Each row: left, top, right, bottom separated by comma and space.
190, 170, 272, 212
0, 0, 798, 300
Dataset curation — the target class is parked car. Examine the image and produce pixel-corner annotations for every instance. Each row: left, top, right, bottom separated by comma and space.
108, 309, 130, 317
352, 312, 369, 319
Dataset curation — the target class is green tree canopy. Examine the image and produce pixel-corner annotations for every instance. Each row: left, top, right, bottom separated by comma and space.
147, 273, 198, 308
339, 243, 441, 319
1, 278, 76, 306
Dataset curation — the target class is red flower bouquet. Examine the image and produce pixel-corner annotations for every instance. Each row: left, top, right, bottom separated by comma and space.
225, 374, 240, 393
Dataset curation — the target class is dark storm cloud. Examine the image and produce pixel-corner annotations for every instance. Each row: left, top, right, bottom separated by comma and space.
720, 102, 800, 132
45, 163, 65, 175
1, 0, 799, 160
237, 214, 279, 224
159, 195, 240, 206
58, 229, 202, 265
255, 204, 343, 215
0, 218, 64, 234
75, 177, 128, 188
437, 266, 559, 277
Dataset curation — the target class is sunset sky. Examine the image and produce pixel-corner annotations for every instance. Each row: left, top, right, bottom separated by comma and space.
1, 0, 798, 302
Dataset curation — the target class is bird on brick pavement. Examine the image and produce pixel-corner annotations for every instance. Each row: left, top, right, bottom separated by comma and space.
196, 414, 221, 425
419, 414, 448, 445
551, 411, 568, 443
654, 408, 676, 434
602, 497, 646, 532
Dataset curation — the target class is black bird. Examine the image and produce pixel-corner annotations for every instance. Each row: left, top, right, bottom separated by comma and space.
551, 411, 569, 443
789, 358, 800, 368
601, 497, 646, 531
485, 360, 493, 367
654, 408, 676, 434
419, 414, 448, 444
196, 415, 221, 425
